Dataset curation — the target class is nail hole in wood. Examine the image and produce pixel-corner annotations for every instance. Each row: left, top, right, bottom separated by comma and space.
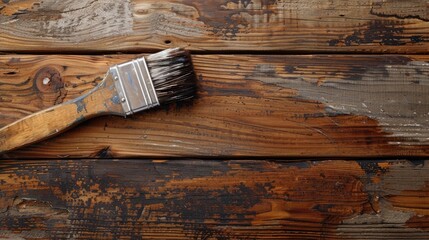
43, 77, 51, 85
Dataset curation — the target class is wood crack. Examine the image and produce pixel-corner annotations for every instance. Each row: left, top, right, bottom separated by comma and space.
370, 7, 429, 23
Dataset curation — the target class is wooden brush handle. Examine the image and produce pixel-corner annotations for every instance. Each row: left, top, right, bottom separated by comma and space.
0, 76, 124, 153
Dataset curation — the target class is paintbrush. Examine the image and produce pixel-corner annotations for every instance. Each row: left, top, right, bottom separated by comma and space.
0, 48, 197, 153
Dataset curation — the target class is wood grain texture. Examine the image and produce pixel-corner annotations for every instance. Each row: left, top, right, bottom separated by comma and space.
0, 0, 429, 53
0, 54, 428, 158
0, 159, 428, 239
0, 72, 124, 153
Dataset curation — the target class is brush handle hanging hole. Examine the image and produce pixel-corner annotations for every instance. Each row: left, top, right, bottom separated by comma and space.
164, 40, 171, 45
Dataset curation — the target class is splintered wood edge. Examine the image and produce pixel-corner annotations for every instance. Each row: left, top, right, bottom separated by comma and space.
0, 159, 428, 239
0, 0, 428, 53
0, 54, 428, 158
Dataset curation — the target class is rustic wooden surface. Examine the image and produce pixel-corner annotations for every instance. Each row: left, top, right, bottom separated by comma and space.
0, 0, 428, 53
1, 0, 429, 239
0, 159, 428, 239
0, 54, 428, 158
0, 70, 124, 153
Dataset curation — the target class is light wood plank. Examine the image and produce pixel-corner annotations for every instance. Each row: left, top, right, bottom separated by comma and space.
0, 0, 428, 53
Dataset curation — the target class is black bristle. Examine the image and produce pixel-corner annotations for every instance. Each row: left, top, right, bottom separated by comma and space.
146, 48, 197, 105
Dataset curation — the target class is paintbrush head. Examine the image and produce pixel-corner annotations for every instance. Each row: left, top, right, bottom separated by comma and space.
146, 48, 197, 105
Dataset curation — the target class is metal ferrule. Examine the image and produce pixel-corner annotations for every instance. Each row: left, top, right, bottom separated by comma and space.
109, 57, 159, 115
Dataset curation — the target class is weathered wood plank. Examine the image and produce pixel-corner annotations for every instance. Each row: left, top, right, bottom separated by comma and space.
0, 159, 428, 239
0, 54, 428, 158
0, 0, 429, 53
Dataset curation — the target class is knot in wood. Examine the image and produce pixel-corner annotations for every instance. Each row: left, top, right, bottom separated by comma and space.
33, 66, 67, 105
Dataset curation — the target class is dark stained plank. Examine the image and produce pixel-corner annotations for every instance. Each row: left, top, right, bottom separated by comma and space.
0, 159, 428, 239
0, 54, 428, 158
0, 0, 429, 53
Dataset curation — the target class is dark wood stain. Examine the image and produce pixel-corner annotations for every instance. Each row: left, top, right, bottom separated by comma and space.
0, 159, 427, 239
328, 20, 408, 47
